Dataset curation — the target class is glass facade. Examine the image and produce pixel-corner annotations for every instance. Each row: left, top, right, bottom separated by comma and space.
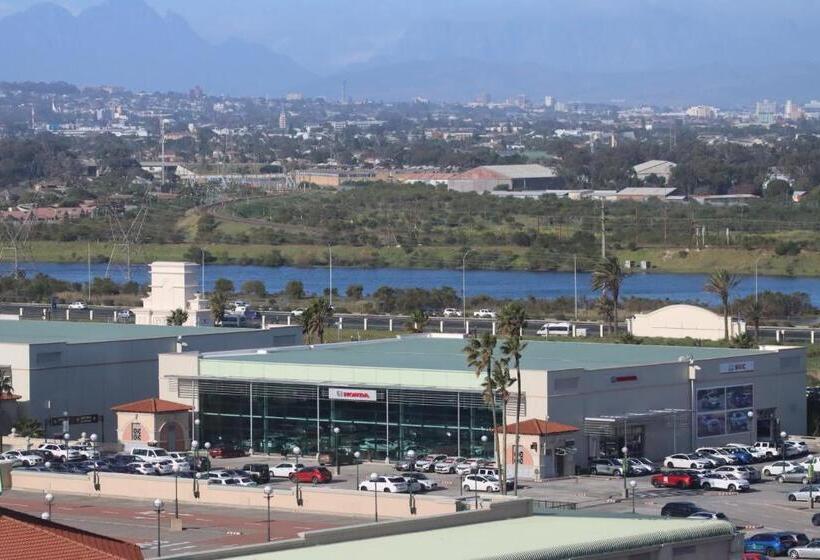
199, 382, 497, 461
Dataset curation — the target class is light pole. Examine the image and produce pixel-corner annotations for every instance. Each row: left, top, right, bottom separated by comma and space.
353, 451, 361, 489
263, 485, 273, 541
172, 464, 180, 519
470, 460, 479, 509
629, 480, 637, 513
90, 433, 99, 490
63, 432, 70, 462
747, 411, 755, 446
808, 455, 815, 509
621, 445, 629, 499
191, 440, 200, 498
406, 450, 417, 515
780, 431, 787, 464
44, 492, 54, 519
462, 249, 472, 333
333, 426, 341, 475
369, 472, 379, 522
293, 446, 303, 506
194, 418, 201, 445
153, 498, 164, 557
480, 434, 488, 460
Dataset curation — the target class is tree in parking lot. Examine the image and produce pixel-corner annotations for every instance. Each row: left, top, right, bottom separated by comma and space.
464, 333, 500, 473
498, 302, 527, 495
705, 269, 740, 341
491, 358, 515, 495
209, 291, 228, 325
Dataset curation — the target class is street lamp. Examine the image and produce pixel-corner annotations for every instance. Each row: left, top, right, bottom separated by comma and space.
470, 460, 479, 509
629, 480, 637, 513
191, 440, 200, 498
333, 426, 341, 475
406, 450, 417, 515
480, 434, 488, 460
90, 433, 99, 490
369, 472, 379, 522
153, 499, 164, 558
44, 492, 54, 519
462, 249, 472, 332
40, 512, 50, 521
293, 446, 303, 506
63, 433, 70, 462
172, 464, 180, 519
353, 451, 361, 490
808, 455, 816, 509
621, 445, 629, 499
263, 485, 273, 541
780, 431, 788, 462
194, 418, 201, 443
747, 411, 755, 446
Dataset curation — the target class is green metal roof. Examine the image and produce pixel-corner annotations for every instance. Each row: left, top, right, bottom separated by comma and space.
215, 514, 734, 560
0, 320, 239, 344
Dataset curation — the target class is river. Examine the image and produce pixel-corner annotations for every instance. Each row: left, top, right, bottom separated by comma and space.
7, 262, 820, 306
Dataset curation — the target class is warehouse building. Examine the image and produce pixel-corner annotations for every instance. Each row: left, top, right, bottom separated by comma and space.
0, 321, 300, 442
447, 164, 564, 193
158, 334, 805, 479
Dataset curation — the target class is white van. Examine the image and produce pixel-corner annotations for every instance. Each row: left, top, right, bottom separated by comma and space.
130, 447, 171, 463
536, 322, 572, 337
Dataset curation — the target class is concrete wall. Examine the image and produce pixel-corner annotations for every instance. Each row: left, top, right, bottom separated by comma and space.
627, 304, 745, 341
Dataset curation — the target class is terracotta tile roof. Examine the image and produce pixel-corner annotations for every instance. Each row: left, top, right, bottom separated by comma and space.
0, 506, 143, 560
497, 419, 579, 436
111, 397, 191, 414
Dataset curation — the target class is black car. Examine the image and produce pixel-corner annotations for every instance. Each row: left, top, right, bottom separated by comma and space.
188, 455, 211, 472
242, 463, 271, 483
661, 502, 704, 518
813, 512, 820, 526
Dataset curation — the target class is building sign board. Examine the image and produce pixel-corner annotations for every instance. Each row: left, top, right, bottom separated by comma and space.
329, 388, 377, 402
720, 361, 754, 374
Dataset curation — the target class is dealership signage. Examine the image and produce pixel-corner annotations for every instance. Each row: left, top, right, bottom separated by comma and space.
719, 361, 755, 374
329, 387, 377, 402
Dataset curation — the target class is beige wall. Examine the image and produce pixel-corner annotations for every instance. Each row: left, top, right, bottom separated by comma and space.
115, 410, 190, 451
627, 304, 745, 341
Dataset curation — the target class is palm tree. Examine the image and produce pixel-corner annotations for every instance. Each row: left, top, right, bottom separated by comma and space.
301, 298, 334, 344
745, 300, 763, 341
166, 308, 189, 326
591, 256, 626, 334
491, 358, 515, 495
464, 333, 500, 472
13, 417, 43, 438
705, 270, 740, 340
498, 302, 527, 495
405, 309, 429, 333
209, 291, 228, 325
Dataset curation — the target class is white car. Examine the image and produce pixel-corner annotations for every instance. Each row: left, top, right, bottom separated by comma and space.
116, 309, 133, 320
785, 441, 807, 457
687, 511, 729, 521
762, 461, 802, 477
472, 309, 496, 319
68, 301, 87, 310
129, 461, 157, 475
399, 477, 423, 493
627, 459, 653, 475
207, 470, 235, 482
442, 308, 462, 317
536, 322, 572, 336
462, 474, 501, 493
359, 476, 408, 493
434, 457, 467, 474
1, 450, 43, 467
209, 478, 239, 486
271, 463, 304, 478
454, 462, 475, 476
753, 441, 781, 458
788, 484, 820, 502
712, 465, 760, 482
787, 538, 820, 558
415, 455, 447, 472
696, 447, 737, 465
37, 443, 81, 462
698, 473, 749, 492
663, 453, 712, 470
153, 460, 176, 475
403, 473, 438, 491
70, 445, 99, 460
290, 309, 305, 317
232, 476, 257, 487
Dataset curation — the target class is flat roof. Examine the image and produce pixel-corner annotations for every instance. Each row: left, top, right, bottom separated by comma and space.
0, 320, 241, 345
206, 336, 767, 373
220, 514, 733, 560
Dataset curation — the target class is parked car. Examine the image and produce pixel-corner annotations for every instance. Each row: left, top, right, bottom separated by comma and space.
763, 461, 802, 477
128, 461, 158, 475
129, 447, 171, 464
359, 476, 408, 493
632, 457, 660, 473
651, 471, 699, 489
753, 441, 781, 458
785, 441, 808, 458
414, 455, 447, 472
289, 467, 333, 484
232, 476, 258, 487
207, 470, 235, 482
722, 447, 754, 465
742, 553, 770, 560
745, 533, 798, 557
70, 445, 99, 460
1, 450, 43, 467
727, 443, 767, 462
37, 443, 80, 462
663, 453, 712, 470
472, 309, 496, 319
393, 458, 418, 472
402, 472, 438, 491
242, 463, 271, 483
399, 477, 422, 493
475, 467, 514, 488
712, 465, 761, 482
627, 458, 653, 475
660, 502, 704, 518
271, 462, 304, 478
775, 466, 817, 484
788, 485, 820, 502
698, 472, 750, 492
785, 538, 820, 558
434, 457, 467, 474
208, 444, 246, 459
694, 450, 728, 466
68, 301, 87, 310
442, 308, 462, 318
209, 478, 239, 486
589, 458, 625, 476
462, 474, 501, 493
688, 511, 728, 521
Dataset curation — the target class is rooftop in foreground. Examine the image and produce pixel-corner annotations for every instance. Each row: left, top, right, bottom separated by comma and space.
0, 320, 243, 344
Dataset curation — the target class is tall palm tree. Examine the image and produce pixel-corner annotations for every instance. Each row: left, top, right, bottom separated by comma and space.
745, 300, 763, 341
705, 270, 740, 340
491, 358, 515, 495
498, 302, 527, 495
405, 309, 429, 333
464, 333, 500, 470
13, 417, 43, 438
591, 256, 626, 334
209, 291, 228, 325
166, 308, 189, 326
301, 298, 334, 344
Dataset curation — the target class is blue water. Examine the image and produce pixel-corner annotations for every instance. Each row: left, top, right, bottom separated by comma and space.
7, 262, 820, 306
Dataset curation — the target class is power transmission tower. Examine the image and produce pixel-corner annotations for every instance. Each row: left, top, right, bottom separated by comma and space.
0, 205, 37, 277
105, 190, 150, 282
600, 199, 607, 258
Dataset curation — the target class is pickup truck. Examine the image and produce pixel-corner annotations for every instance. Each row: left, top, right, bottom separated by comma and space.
472, 309, 496, 319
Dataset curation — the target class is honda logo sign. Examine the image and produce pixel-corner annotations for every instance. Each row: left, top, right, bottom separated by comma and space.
329, 387, 377, 402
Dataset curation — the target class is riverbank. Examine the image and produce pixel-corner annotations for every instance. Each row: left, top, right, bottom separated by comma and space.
22, 241, 820, 277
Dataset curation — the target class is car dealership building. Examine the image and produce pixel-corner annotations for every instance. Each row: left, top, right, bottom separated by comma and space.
158, 334, 805, 479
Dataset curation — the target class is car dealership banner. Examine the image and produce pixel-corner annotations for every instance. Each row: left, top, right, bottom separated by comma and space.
329, 387, 377, 402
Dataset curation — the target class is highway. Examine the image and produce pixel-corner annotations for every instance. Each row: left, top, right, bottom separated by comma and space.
0, 302, 816, 345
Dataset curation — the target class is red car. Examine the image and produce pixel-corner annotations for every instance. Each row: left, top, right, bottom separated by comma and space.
743, 553, 771, 560
208, 444, 246, 459
288, 466, 333, 484
651, 471, 699, 489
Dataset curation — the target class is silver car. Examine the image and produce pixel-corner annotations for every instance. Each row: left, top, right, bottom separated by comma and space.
787, 484, 820, 502
787, 538, 820, 558
776, 466, 818, 485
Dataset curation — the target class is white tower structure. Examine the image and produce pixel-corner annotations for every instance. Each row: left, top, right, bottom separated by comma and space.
132, 262, 212, 327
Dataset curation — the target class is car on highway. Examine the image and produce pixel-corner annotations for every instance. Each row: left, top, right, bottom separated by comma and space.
463, 474, 501, 493
775, 466, 818, 484
663, 453, 713, 470
68, 301, 87, 310
698, 472, 749, 492
589, 458, 625, 476
472, 309, 496, 319
763, 461, 803, 477
1, 450, 43, 467
712, 465, 761, 482
442, 308, 462, 317
289, 466, 333, 484
786, 538, 820, 558
745, 533, 798, 557
290, 308, 305, 317
651, 471, 699, 489
116, 309, 133, 320
536, 322, 572, 337
788, 485, 820, 502
359, 475, 408, 493
402, 472, 438, 491
271, 462, 305, 478
687, 511, 728, 521
660, 502, 705, 518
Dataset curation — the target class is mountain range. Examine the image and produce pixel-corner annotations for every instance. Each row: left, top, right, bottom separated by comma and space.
2, 0, 820, 104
